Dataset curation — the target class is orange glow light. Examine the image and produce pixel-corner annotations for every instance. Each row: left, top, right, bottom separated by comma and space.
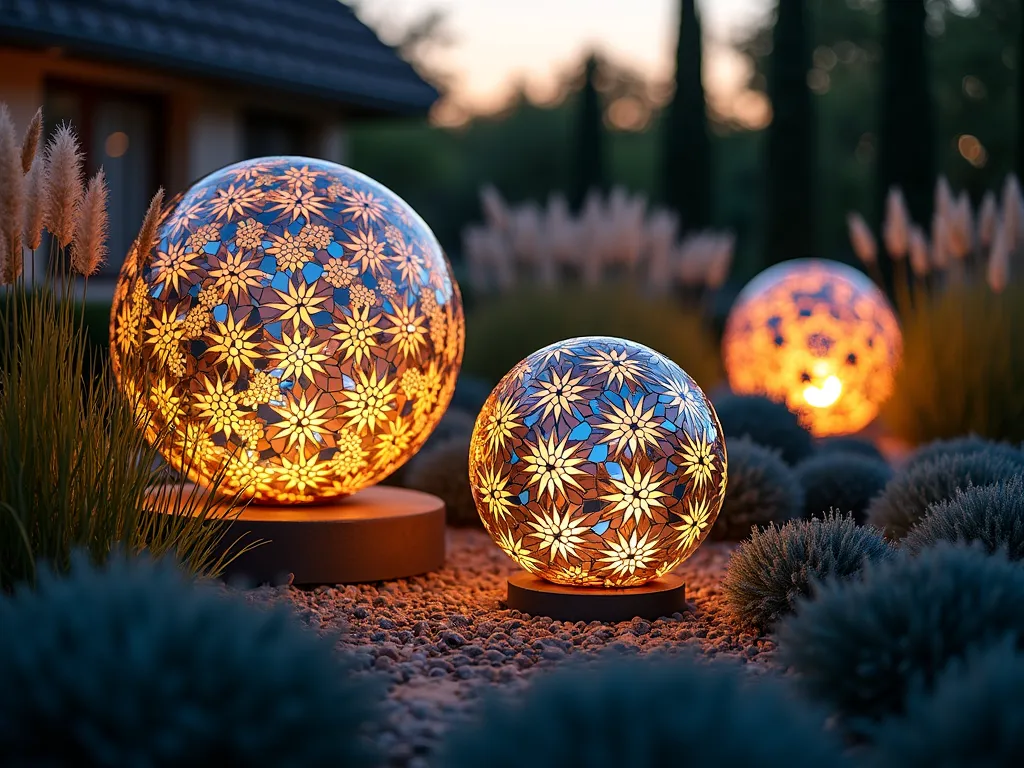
469, 336, 728, 588
722, 259, 901, 437
110, 157, 464, 504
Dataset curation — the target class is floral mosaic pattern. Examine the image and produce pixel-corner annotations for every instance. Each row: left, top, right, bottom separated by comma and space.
722, 258, 901, 437
468, 336, 727, 587
110, 157, 464, 504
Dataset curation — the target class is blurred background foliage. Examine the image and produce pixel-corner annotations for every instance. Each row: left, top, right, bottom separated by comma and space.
348, 0, 1020, 287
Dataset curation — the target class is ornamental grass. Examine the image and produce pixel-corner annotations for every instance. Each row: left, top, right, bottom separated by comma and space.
0, 105, 246, 589
848, 177, 1024, 444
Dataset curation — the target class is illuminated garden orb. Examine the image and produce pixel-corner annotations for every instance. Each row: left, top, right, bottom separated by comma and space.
110, 157, 464, 504
722, 258, 901, 437
469, 336, 727, 588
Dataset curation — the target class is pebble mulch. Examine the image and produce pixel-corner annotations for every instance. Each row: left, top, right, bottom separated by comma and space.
243, 529, 776, 767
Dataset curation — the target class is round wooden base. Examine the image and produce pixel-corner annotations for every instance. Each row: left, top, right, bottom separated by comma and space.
156, 485, 445, 586
506, 572, 687, 623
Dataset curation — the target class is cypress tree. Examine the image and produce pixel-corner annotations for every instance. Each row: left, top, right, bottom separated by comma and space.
879, 0, 934, 231
764, 0, 815, 266
1017, 5, 1024, 182
662, 0, 712, 232
571, 53, 606, 210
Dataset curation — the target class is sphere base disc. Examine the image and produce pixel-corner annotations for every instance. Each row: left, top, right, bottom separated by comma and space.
156, 484, 445, 586
506, 572, 687, 623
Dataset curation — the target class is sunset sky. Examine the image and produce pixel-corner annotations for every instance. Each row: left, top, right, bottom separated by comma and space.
354, 0, 774, 125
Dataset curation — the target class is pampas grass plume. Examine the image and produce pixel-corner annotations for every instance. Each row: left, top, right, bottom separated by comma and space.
43, 124, 84, 249
22, 156, 45, 251
71, 169, 109, 276
883, 188, 909, 259
988, 217, 1011, 293
134, 187, 164, 272
908, 225, 930, 277
20, 107, 42, 175
931, 212, 950, 271
978, 191, 998, 249
948, 192, 973, 259
848, 212, 877, 265
0, 103, 24, 284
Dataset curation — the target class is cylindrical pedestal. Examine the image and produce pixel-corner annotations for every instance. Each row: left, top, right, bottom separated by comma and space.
156, 485, 446, 586
506, 572, 687, 623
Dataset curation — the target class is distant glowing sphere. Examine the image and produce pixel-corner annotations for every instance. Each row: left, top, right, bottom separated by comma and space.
110, 157, 464, 504
469, 336, 727, 587
722, 259, 901, 437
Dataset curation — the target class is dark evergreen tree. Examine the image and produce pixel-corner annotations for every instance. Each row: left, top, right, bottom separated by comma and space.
662, 0, 712, 231
764, 0, 815, 266
1017, 4, 1024, 182
879, 0, 934, 231
571, 54, 606, 210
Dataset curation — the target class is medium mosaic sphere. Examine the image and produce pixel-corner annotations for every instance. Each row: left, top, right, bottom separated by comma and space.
722, 258, 901, 437
469, 336, 727, 587
110, 156, 464, 504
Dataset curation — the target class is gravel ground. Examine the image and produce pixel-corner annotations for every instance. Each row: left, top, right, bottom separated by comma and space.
243, 529, 776, 767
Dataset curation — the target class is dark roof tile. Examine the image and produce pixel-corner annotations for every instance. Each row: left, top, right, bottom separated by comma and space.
0, 0, 437, 114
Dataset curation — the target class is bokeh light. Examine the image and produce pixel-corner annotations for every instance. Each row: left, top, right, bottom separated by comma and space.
722, 258, 901, 437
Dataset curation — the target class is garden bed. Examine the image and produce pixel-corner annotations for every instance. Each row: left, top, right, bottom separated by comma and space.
245, 529, 777, 768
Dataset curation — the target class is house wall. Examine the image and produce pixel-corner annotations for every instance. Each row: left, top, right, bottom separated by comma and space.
0, 45, 349, 294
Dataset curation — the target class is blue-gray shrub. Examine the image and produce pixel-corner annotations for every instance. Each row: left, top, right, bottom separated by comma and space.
0, 553, 380, 767
778, 544, 1024, 724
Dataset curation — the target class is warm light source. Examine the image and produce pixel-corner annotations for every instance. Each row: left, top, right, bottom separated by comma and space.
722, 258, 901, 437
110, 157, 464, 504
469, 336, 727, 587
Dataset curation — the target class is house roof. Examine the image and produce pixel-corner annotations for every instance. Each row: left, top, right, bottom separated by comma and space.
0, 0, 438, 115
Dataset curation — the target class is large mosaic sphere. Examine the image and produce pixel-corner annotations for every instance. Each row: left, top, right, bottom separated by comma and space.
469, 336, 727, 587
722, 258, 901, 437
110, 156, 464, 504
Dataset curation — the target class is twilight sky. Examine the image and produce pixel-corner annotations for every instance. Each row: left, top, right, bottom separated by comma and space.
354, 0, 774, 124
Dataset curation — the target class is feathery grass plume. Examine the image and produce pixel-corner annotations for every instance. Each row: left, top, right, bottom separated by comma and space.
1003, 174, 1022, 247
868, 639, 1024, 768
439, 654, 852, 768
709, 437, 803, 541
882, 187, 909, 258
0, 104, 24, 280
778, 544, 1024, 725
935, 176, 954, 220
22, 156, 45, 251
134, 186, 164, 271
977, 190, 998, 248
70, 169, 108, 276
42, 123, 84, 248
947, 192, 972, 259
904, 478, 1024, 561
930, 211, 950, 271
907, 224, 929, 277
724, 513, 892, 633
19, 107, 42, 175
988, 214, 1011, 293
1, 117, 246, 588
847, 212, 877, 265
865, 450, 1024, 540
